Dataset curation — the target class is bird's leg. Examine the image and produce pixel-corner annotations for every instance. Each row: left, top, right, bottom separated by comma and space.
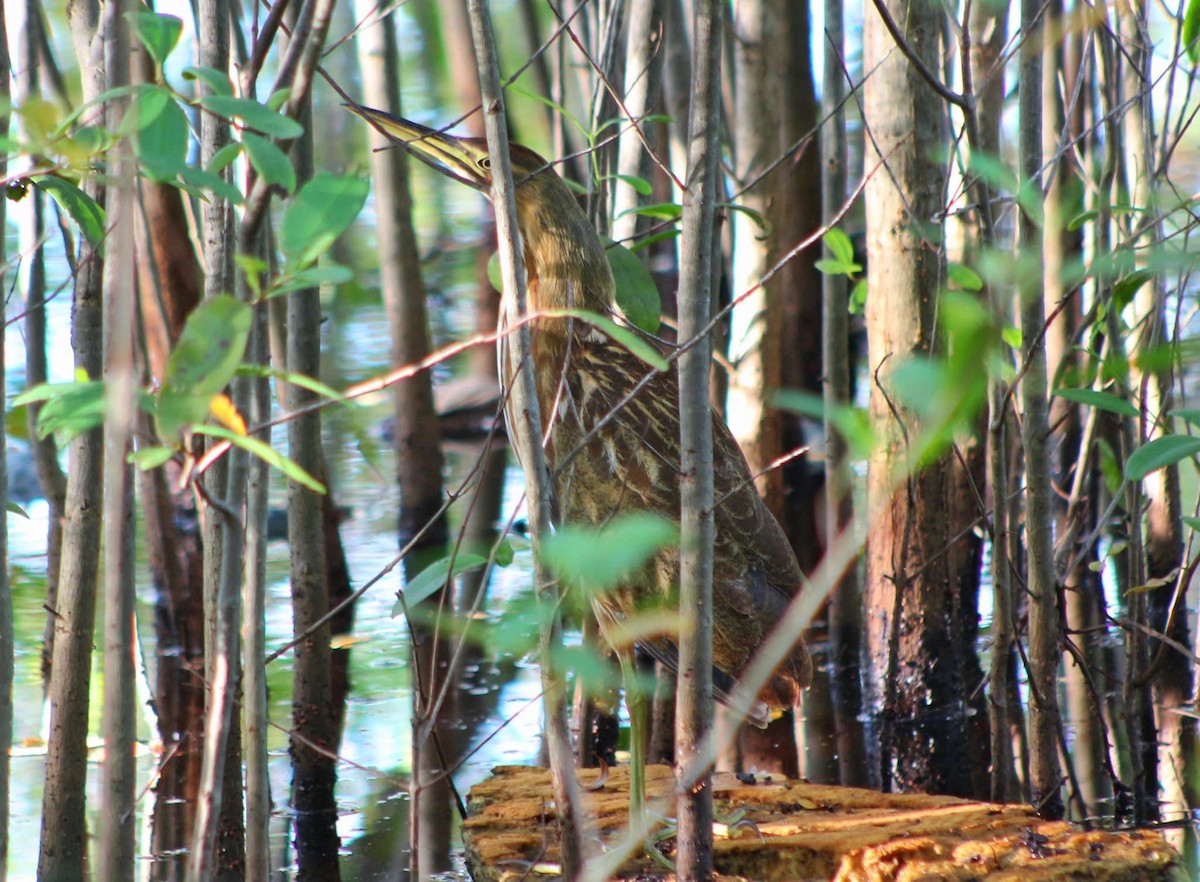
619, 651, 647, 822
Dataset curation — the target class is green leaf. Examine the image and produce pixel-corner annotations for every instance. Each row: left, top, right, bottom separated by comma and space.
280, 172, 369, 268
1097, 437, 1123, 495
552, 309, 669, 372
606, 240, 661, 333
947, 262, 984, 292
128, 11, 183, 67
268, 263, 354, 297
772, 389, 824, 420
1001, 326, 1022, 349
200, 95, 304, 139
6, 405, 29, 441
494, 537, 516, 567
613, 174, 652, 196
722, 202, 769, 234
182, 66, 233, 97
235, 254, 269, 298
1067, 208, 1100, 232
486, 251, 503, 293
400, 553, 489, 609
1125, 435, 1200, 481
14, 380, 106, 443
823, 228, 855, 265
772, 389, 876, 459
628, 228, 680, 252
157, 295, 253, 438
550, 643, 625, 698
124, 88, 189, 180
129, 445, 176, 470
849, 279, 867, 314
176, 166, 244, 205
67, 126, 116, 159
195, 424, 326, 493
1171, 408, 1200, 427
1182, 515, 1200, 533
7, 501, 29, 519
540, 513, 678, 595
208, 141, 242, 173
1052, 388, 1139, 418
814, 258, 861, 277
242, 131, 296, 193
36, 176, 105, 248
1113, 269, 1155, 308
267, 88, 292, 112
628, 202, 682, 221
235, 363, 350, 405
968, 153, 1018, 194
1015, 178, 1045, 227
1185, 0, 1200, 63
482, 590, 554, 654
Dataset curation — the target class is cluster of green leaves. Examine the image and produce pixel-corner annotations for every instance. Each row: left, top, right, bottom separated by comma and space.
7, 11, 370, 491
815, 228, 867, 313
398, 513, 678, 700
1051, 386, 1200, 487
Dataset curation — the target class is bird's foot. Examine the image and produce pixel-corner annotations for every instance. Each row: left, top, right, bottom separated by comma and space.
640, 807, 763, 870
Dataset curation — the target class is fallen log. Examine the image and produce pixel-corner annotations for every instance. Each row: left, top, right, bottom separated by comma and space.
463, 765, 1183, 881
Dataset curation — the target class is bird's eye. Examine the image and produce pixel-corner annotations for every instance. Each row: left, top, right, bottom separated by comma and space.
478, 157, 492, 170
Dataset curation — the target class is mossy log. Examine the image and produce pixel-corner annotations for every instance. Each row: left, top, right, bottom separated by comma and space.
463, 765, 1183, 881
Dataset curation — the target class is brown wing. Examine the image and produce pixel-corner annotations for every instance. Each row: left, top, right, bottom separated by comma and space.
535, 330, 811, 705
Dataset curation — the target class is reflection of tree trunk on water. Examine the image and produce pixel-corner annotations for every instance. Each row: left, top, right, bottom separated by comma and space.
130, 153, 208, 876
352, 4, 453, 878
8, 0, 68, 695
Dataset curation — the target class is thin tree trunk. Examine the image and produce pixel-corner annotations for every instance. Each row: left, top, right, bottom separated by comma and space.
37, 4, 107, 879
467, 2, 587, 876
355, 9, 451, 874
287, 53, 342, 882
863, 0, 972, 797
765, 0, 829, 779
97, 8, 137, 877
611, 0, 663, 245
287, 283, 341, 876
724, 0, 801, 777
958, 0, 1010, 803
11, 0, 67, 691
820, 0, 868, 790
119, 28, 214, 874
243, 323, 272, 882
195, 0, 244, 872
1018, 0, 1064, 817
727, 0, 784, 775
0, 12, 13, 879
1118, 0, 1192, 837
135, 181, 210, 880
675, 0, 721, 876
192, 0, 339, 873
728, 0, 783, 517
1043, 0, 1109, 816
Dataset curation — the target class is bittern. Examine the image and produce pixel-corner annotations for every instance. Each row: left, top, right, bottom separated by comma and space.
352, 106, 812, 816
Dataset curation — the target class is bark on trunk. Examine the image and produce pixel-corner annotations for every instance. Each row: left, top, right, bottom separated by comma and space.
675, 0, 722, 875
97, 14, 137, 876
1018, 0, 1064, 817
863, 0, 973, 797
0, 15, 13, 879
287, 82, 342, 882
37, 4, 107, 876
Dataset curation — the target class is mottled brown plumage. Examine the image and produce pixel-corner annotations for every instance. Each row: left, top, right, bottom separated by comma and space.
351, 107, 811, 713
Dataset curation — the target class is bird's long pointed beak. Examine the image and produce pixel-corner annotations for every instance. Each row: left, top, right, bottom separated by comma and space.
346, 103, 491, 192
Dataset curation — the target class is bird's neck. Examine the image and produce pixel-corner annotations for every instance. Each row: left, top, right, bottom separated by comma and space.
515, 185, 615, 317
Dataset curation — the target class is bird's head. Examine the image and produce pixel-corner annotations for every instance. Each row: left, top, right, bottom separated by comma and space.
349, 104, 615, 315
